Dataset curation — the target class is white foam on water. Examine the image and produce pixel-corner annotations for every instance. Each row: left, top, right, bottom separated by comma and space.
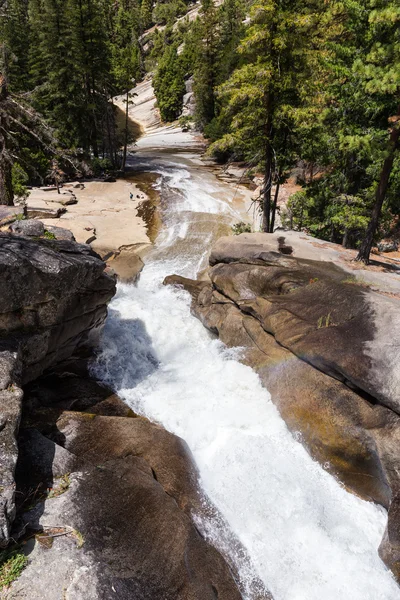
94, 156, 400, 600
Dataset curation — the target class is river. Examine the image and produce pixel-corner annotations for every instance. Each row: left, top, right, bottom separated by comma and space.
93, 147, 400, 600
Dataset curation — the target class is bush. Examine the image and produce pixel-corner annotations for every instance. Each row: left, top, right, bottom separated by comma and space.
91, 157, 114, 176
179, 115, 192, 131
232, 221, 252, 235
11, 163, 30, 201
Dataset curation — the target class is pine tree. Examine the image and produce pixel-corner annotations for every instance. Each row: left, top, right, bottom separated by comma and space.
140, 0, 153, 31
192, 0, 220, 127
0, 74, 13, 205
217, 0, 245, 83
153, 43, 186, 122
210, 0, 320, 231
354, 1, 400, 263
1, 0, 30, 92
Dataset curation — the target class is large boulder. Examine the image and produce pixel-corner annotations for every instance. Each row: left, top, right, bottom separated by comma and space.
10, 220, 45, 237
0, 234, 116, 383
7, 389, 248, 599
0, 233, 115, 546
165, 232, 400, 581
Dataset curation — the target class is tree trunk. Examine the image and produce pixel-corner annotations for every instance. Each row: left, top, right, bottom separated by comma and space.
0, 73, 13, 206
0, 145, 13, 206
356, 108, 400, 264
342, 228, 349, 248
262, 93, 274, 232
269, 179, 280, 233
121, 89, 129, 172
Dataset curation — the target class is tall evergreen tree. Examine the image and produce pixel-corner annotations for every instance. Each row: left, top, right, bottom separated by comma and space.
1, 0, 30, 92
140, 0, 153, 30
354, 0, 400, 262
210, 0, 320, 231
193, 0, 219, 127
153, 43, 185, 121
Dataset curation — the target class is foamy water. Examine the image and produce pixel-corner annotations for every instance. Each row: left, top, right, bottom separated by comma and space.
94, 155, 400, 600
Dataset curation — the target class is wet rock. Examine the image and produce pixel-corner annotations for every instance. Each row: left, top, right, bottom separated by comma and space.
10, 219, 45, 237
164, 274, 209, 302
106, 246, 145, 283
17, 428, 77, 487
24, 363, 134, 418
166, 232, 400, 581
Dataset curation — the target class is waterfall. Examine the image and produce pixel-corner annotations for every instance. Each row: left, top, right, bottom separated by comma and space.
93, 152, 400, 600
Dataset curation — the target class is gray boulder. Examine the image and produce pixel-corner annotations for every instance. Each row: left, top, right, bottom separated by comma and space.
10, 219, 45, 237
378, 240, 399, 253
0, 233, 115, 546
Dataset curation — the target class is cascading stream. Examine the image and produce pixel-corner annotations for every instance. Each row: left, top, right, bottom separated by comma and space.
93, 152, 400, 600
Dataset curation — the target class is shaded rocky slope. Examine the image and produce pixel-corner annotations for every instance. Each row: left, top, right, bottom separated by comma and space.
0, 233, 115, 546
6, 366, 243, 600
165, 232, 400, 580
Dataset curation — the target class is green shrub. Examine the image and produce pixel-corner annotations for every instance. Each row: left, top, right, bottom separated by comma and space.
0, 549, 28, 589
11, 163, 30, 201
91, 157, 113, 176
232, 221, 252, 235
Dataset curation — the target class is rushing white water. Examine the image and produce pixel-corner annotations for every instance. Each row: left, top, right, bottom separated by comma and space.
94, 153, 400, 600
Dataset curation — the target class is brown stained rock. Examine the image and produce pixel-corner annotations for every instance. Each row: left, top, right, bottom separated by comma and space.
165, 232, 400, 581
106, 245, 144, 283
164, 274, 210, 302
8, 412, 246, 600
56, 413, 200, 512
208, 235, 400, 414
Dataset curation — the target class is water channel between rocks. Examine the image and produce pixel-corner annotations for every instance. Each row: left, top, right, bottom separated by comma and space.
93, 149, 400, 600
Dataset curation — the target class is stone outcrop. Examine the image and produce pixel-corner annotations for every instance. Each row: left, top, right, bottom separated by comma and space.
0, 352, 23, 546
0, 233, 115, 546
164, 232, 400, 580
0, 233, 116, 383
5, 366, 247, 600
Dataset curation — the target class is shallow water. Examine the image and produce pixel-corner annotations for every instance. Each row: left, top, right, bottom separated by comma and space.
94, 152, 400, 600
